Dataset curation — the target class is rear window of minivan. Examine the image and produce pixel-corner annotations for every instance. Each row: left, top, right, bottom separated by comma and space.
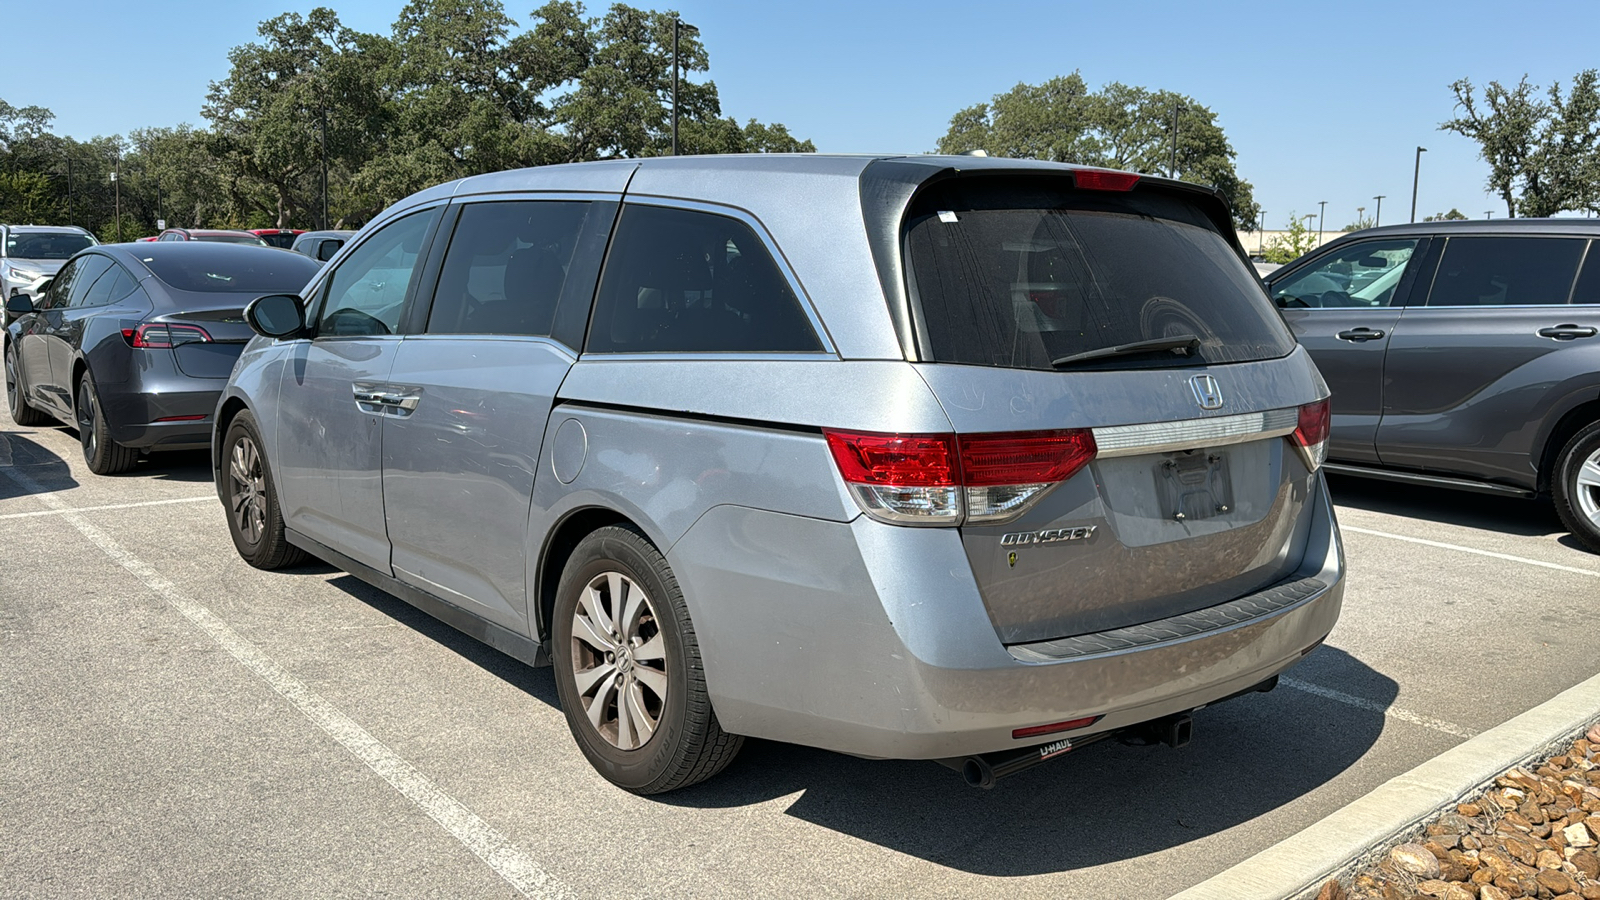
904, 177, 1297, 371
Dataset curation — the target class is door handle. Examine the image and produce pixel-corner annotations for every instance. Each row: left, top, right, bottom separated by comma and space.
1336, 327, 1386, 342
352, 384, 421, 413
1537, 324, 1598, 340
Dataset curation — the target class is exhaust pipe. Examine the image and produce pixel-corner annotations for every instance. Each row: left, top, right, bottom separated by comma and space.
955, 729, 1119, 789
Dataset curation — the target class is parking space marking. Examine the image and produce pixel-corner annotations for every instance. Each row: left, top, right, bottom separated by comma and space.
0, 495, 215, 521
1341, 524, 1600, 579
1282, 678, 1478, 739
0, 465, 573, 900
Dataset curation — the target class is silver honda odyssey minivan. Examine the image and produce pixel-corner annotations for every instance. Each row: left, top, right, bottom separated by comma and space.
215, 155, 1345, 793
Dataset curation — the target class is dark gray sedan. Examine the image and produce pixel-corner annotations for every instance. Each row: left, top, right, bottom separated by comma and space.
1264, 218, 1600, 549
4, 242, 319, 474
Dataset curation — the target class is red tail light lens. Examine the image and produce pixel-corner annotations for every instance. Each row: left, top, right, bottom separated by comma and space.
121, 323, 212, 349
1073, 169, 1140, 192
824, 428, 1097, 526
1013, 716, 1102, 740
1293, 399, 1331, 471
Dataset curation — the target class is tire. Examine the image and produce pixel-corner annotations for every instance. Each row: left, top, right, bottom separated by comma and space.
551, 525, 742, 794
221, 411, 308, 570
76, 371, 138, 475
5, 342, 49, 426
1553, 420, 1600, 554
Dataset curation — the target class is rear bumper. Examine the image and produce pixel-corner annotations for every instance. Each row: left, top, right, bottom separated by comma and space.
98, 355, 224, 451
671, 474, 1344, 760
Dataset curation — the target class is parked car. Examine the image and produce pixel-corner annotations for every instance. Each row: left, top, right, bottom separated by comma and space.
216, 155, 1344, 793
288, 229, 356, 263
154, 228, 270, 247
1263, 219, 1600, 550
249, 228, 306, 250
2, 225, 98, 323
4, 243, 319, 474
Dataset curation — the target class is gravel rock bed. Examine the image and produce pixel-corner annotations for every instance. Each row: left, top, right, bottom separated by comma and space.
1318, 724, 1600, 900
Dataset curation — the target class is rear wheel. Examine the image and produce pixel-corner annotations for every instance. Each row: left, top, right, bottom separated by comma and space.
552, 525, 742, 794
222, 411, 307, 570
76, 372, 138, 475
1554, 421, 1600, 554
5, 342, 48, 426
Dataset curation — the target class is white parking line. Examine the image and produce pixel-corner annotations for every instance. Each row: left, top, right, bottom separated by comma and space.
0, 495, 215, 520
0, 465, 572, 900
1341, 524, 1600, 579
1282, 678, 1478, 739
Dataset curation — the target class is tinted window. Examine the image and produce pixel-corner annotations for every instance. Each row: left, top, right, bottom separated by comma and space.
904, 178, 1295, 370
318, 209, 438, 337
428, 201, 594, 338
587, 204, 822, 353
137, 246, 319, 293
257, 232, 297, 249
7, 232, 94, 259
1425, 237, 1584, 307
1565, 242, 1600, 305
65, 256, 113, 309
196, 233, 269, 246
1269, 239, 1419, 308
78, 265, 138, 309
41, 258, 81, 309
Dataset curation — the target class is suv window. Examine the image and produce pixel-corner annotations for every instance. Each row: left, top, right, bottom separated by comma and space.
903, 177, 1296, 370
428, 200, 594, 338
1424, 236, 1584, 307
587, 204, 822, 353
1572, 243, 1600, 305
64, 256, 113, 309
1269, 239, 1419, 308
317, 209, 439, 337
6, 232, 94, 259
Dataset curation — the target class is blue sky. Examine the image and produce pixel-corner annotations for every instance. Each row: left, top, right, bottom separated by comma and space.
5, 0, 1598, 230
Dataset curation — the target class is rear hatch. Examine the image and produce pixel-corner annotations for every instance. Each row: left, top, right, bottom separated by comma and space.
897, 171, 1326, 645
149, 303, 255, 378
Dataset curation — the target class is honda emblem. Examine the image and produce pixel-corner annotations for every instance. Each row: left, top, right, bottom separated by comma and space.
1189, 374, 1224, 410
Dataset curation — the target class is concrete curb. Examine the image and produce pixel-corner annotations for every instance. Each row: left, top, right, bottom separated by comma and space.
1170, 670, 1600, 900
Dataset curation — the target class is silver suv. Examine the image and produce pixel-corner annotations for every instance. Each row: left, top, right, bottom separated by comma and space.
215, 155, 1345, 793
2, 225, 97, 312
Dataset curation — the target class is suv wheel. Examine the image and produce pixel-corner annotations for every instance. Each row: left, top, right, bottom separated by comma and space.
76, 372, 138, 475
552, 525, 742, 794
1553, 420, 1600, 553
222, 411, 307, 570
5, 342, 48, 426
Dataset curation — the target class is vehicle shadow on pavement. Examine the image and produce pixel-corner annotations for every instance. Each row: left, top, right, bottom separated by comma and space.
655, 646, 1395, 876
0, 431, 78, 498
130, 449, 215, 484
1327, 474, 1558, 537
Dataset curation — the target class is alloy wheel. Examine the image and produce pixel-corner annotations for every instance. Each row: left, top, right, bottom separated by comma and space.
569, 571, 668, 751
229, 435, 268, 546
1574, 447, 1600, 529
77, 380, 96, 456
5, 348, 18, 410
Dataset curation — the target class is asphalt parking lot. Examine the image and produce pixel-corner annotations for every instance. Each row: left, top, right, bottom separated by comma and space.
4, 404, 1598, 899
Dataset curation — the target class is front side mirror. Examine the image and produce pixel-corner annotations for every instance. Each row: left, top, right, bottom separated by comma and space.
245, 294, 306, 339
316, 240, 342, 262
5, 294, 34, 316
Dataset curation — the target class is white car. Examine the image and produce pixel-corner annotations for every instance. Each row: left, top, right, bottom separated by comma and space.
2, 225, 98, 311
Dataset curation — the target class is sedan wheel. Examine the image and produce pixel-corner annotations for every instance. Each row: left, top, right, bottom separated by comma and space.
76, 373, 138, 475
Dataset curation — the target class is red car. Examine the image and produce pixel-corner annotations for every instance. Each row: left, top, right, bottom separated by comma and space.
249, 228, 306, 250
154, 228, 269, 247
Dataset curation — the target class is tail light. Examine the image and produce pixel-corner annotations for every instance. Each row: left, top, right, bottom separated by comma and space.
824, 428, 1097, 526
1073, 169, 1140, 191
1292, 399, 1331, 471
121, 323, 212, 348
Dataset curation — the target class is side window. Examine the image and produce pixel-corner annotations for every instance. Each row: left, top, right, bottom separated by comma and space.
587, 204, 822, 353
1269, 240, 1419, 309
427, 201, 594, 338
1565, 242, 1600, 305
78, 264, 137, 309
64, 256, 113, 309
316, 209, 439, 337
41, 259, 80, 309
1424, 237, 1584, 307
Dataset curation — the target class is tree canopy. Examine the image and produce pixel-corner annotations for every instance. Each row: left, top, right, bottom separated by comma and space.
0, 1, 814, 236
936, 73, 1260, 231
1442, 70, 1600, 217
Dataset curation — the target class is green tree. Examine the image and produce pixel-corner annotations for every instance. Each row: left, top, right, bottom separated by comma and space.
1262, 215, 1321, 265
1442, 71, 1600, 217
0, 171, 59, 223
1423, 208, 1470, 221
936, 73, 1259, 230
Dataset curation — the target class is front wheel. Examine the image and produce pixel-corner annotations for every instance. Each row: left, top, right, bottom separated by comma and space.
77, 372, 138, 475
552, 525, 742, 794
1554, 421, 1600, 554
221, 411, 307, 570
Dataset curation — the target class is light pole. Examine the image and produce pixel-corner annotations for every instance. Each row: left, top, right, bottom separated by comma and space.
671, 18, 698, 156
1258, 209, 1266, 255
1317, 200, 1327, 245
1486, 210, 1494, 219
111, 149, 121, 242
319, 107, 329, 231
1169, 100, 1183, 178
1410, 147, 1426, 223
1374, 194, 1385, 227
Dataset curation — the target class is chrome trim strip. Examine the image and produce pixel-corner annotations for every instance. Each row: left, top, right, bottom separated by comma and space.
575, 351, 834, 363
1092, 408, 1299, 457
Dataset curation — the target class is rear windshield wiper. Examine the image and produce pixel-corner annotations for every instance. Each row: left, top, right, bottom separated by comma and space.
1050, 334, 1201, 369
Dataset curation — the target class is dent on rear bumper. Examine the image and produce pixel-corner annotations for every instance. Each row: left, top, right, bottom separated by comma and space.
670, 477, 1345, 760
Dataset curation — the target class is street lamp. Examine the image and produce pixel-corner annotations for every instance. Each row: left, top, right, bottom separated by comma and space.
1486, 211, 1494, 219
1317, 200, 1327, 245
1169, 100, 1184, 178
1374, 194, 1386, 228
1410, 147, 1427, 223
1258, 208, 1266, 255
671, 18, 699, 156
111, 149, 121, 242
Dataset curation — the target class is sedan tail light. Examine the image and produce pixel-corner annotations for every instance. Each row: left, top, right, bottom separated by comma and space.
121, 323, 212, 349
1292, 399, 1331, 472
824, 428, 1097, 526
